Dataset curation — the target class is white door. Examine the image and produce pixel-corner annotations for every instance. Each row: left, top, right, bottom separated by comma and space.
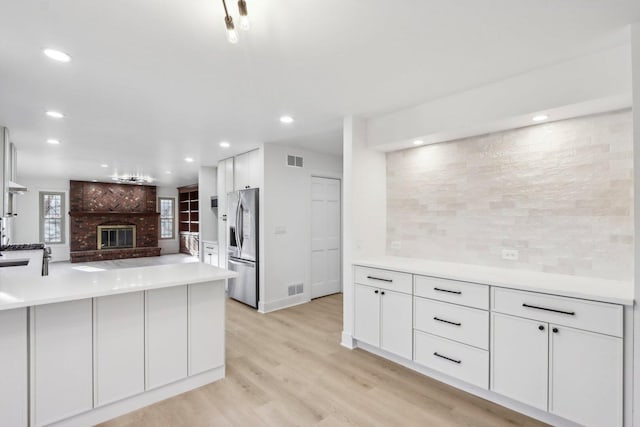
310, 176, 341, 298
0, 308, 28, 427
31, 300, 93, 427
380, 289, 412, 359
354, 284, 380, 346
94, 292, 145, 407
188, 282, 225, 375
145, 286, 188, 390
490, 313, 548, 411
234, 152, 249, 190
549, 325, 623, 427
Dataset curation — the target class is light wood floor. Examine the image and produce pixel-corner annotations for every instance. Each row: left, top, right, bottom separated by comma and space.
99, 294, 548, 427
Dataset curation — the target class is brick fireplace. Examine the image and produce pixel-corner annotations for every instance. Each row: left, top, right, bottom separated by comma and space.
69, 180, 162, 263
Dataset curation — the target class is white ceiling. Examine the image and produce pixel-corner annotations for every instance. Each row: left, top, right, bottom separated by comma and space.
0, 0, 639, 186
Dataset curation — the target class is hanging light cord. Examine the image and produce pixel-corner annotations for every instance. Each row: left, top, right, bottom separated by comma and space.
221, 0, 230, 18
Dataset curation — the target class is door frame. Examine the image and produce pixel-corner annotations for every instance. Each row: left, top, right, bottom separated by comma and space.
310, 174, 343, 299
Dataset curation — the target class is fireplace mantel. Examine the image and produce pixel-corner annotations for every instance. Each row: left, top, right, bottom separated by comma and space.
69, 211, 160, 217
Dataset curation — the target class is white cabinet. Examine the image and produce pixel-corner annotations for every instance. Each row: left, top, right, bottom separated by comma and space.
94, 292, 145, 407
354, 284, 412, 359
354, 284, 380, 347
0, 308, 28, 427
31, 300, 93, 427
188, 282, 225, 375
491, 312, 623, 427
145, 287, 188, 390
380, 289, 412, 359
549, 325, 623, 427
234, 150, 260, 191
490, 313, 549, 410
224, 157, 234, 194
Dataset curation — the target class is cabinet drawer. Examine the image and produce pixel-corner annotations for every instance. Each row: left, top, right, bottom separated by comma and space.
414, 330, 488, 389
492, 287, 623, 337
414, 297, 488, 350
414, 275, 489, 309
354, 266, 412, 294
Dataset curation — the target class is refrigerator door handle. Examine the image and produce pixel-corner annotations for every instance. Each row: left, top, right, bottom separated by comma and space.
238, 199, 244, 251
229, 257, 255, 266
235, 196, 242, 252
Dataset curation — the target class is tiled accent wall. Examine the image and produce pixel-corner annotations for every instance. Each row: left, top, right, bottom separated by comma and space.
386, 109, 633, 281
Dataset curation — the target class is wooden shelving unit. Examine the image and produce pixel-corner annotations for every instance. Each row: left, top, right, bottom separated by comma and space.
178, 185, 199, 256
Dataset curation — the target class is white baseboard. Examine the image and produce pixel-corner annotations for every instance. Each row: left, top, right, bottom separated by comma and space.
354, 341, 581, 427
258, 294, 309, 313
341, 331, 355, 349
50, 366, 225, 427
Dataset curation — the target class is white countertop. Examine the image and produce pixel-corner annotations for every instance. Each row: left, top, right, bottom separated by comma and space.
354, 256, 634, 306
0, 255, 237, 311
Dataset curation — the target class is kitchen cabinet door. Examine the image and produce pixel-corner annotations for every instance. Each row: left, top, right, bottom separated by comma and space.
380, 289, 412, 359
549, 325, 623, 427
234, 152, 249, 191
354, 284, 380, 347
0, 308, 28, 427
188, 282, 225, 375
31, 299, 93, 427
225, 157, 235, 194
94, 292, 145, 407
146, 286, 188, 390
490, 313, 548, 411
248, 149, 260, 188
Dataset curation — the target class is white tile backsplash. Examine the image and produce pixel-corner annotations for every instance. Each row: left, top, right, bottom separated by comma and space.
386, 109, 633, 281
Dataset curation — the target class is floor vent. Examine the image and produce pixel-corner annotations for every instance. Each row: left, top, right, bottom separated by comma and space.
288, 283, 304, 296
287, 155, 304, 168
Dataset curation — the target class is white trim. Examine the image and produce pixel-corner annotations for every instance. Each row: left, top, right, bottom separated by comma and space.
354, 341, 581, 427
258, 293, 309, 314
47, 366, 224, 427
341, 331, 355, 349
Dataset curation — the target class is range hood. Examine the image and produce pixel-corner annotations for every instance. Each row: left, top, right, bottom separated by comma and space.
8, 181, 27, 194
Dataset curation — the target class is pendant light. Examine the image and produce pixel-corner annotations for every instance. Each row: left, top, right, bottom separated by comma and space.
238, 0, 250, 31
221, 0, 239, 43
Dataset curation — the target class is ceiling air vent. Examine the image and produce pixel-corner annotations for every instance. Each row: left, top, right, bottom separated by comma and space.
287, 155, 304, 168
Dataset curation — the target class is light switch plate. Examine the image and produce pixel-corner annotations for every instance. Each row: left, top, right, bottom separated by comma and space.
275, 226, 286, 235
391, 241, 402, 250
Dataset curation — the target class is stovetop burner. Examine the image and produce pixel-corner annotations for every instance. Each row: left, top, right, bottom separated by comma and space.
2, 243, 46, 251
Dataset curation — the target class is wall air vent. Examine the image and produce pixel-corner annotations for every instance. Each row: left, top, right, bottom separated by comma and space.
287, 155, 304, 168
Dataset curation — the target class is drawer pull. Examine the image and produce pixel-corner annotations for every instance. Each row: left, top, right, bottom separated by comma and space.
433, 352, 461, 364
433, 317, 462, 327
522, 303, 575, 316
367, 276, 393, 283
434, 287, 462, 295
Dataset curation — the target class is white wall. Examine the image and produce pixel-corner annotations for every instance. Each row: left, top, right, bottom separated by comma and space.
13, 177, 70, 262
367, 44, 632, 151
630, 21, 640, 427
198, 166, 218, 258
156, 186, 180, 255
261, 143, 342, 313
341, 116, 387, 348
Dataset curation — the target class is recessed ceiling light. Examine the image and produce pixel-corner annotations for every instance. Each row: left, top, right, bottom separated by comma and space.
91, 180, 98, 182
165, 170, 172, 174
220, 141, 230, 148
46, 111, 65, 119
280, 115, 294, 124
46, 139, 60, 145
413, 140, 424, 145
184, 157, 194, 163
43, 48, 71, 62
100, 164, 108, 168
532, 114, 549, 122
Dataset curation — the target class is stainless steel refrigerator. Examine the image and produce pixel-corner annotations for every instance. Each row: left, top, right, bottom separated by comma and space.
227, 188, 259, 308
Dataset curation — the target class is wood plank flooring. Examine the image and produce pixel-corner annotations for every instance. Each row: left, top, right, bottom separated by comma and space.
99, 294, 548, 427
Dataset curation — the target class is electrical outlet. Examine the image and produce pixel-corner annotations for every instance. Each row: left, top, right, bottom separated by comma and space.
391, 241, 401, 250
501, 249, 519, 261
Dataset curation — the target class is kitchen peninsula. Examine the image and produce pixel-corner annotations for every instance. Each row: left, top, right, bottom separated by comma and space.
0, 252, 236, 427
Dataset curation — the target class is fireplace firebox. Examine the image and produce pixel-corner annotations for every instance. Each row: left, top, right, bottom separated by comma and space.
97, 225, 136, 250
